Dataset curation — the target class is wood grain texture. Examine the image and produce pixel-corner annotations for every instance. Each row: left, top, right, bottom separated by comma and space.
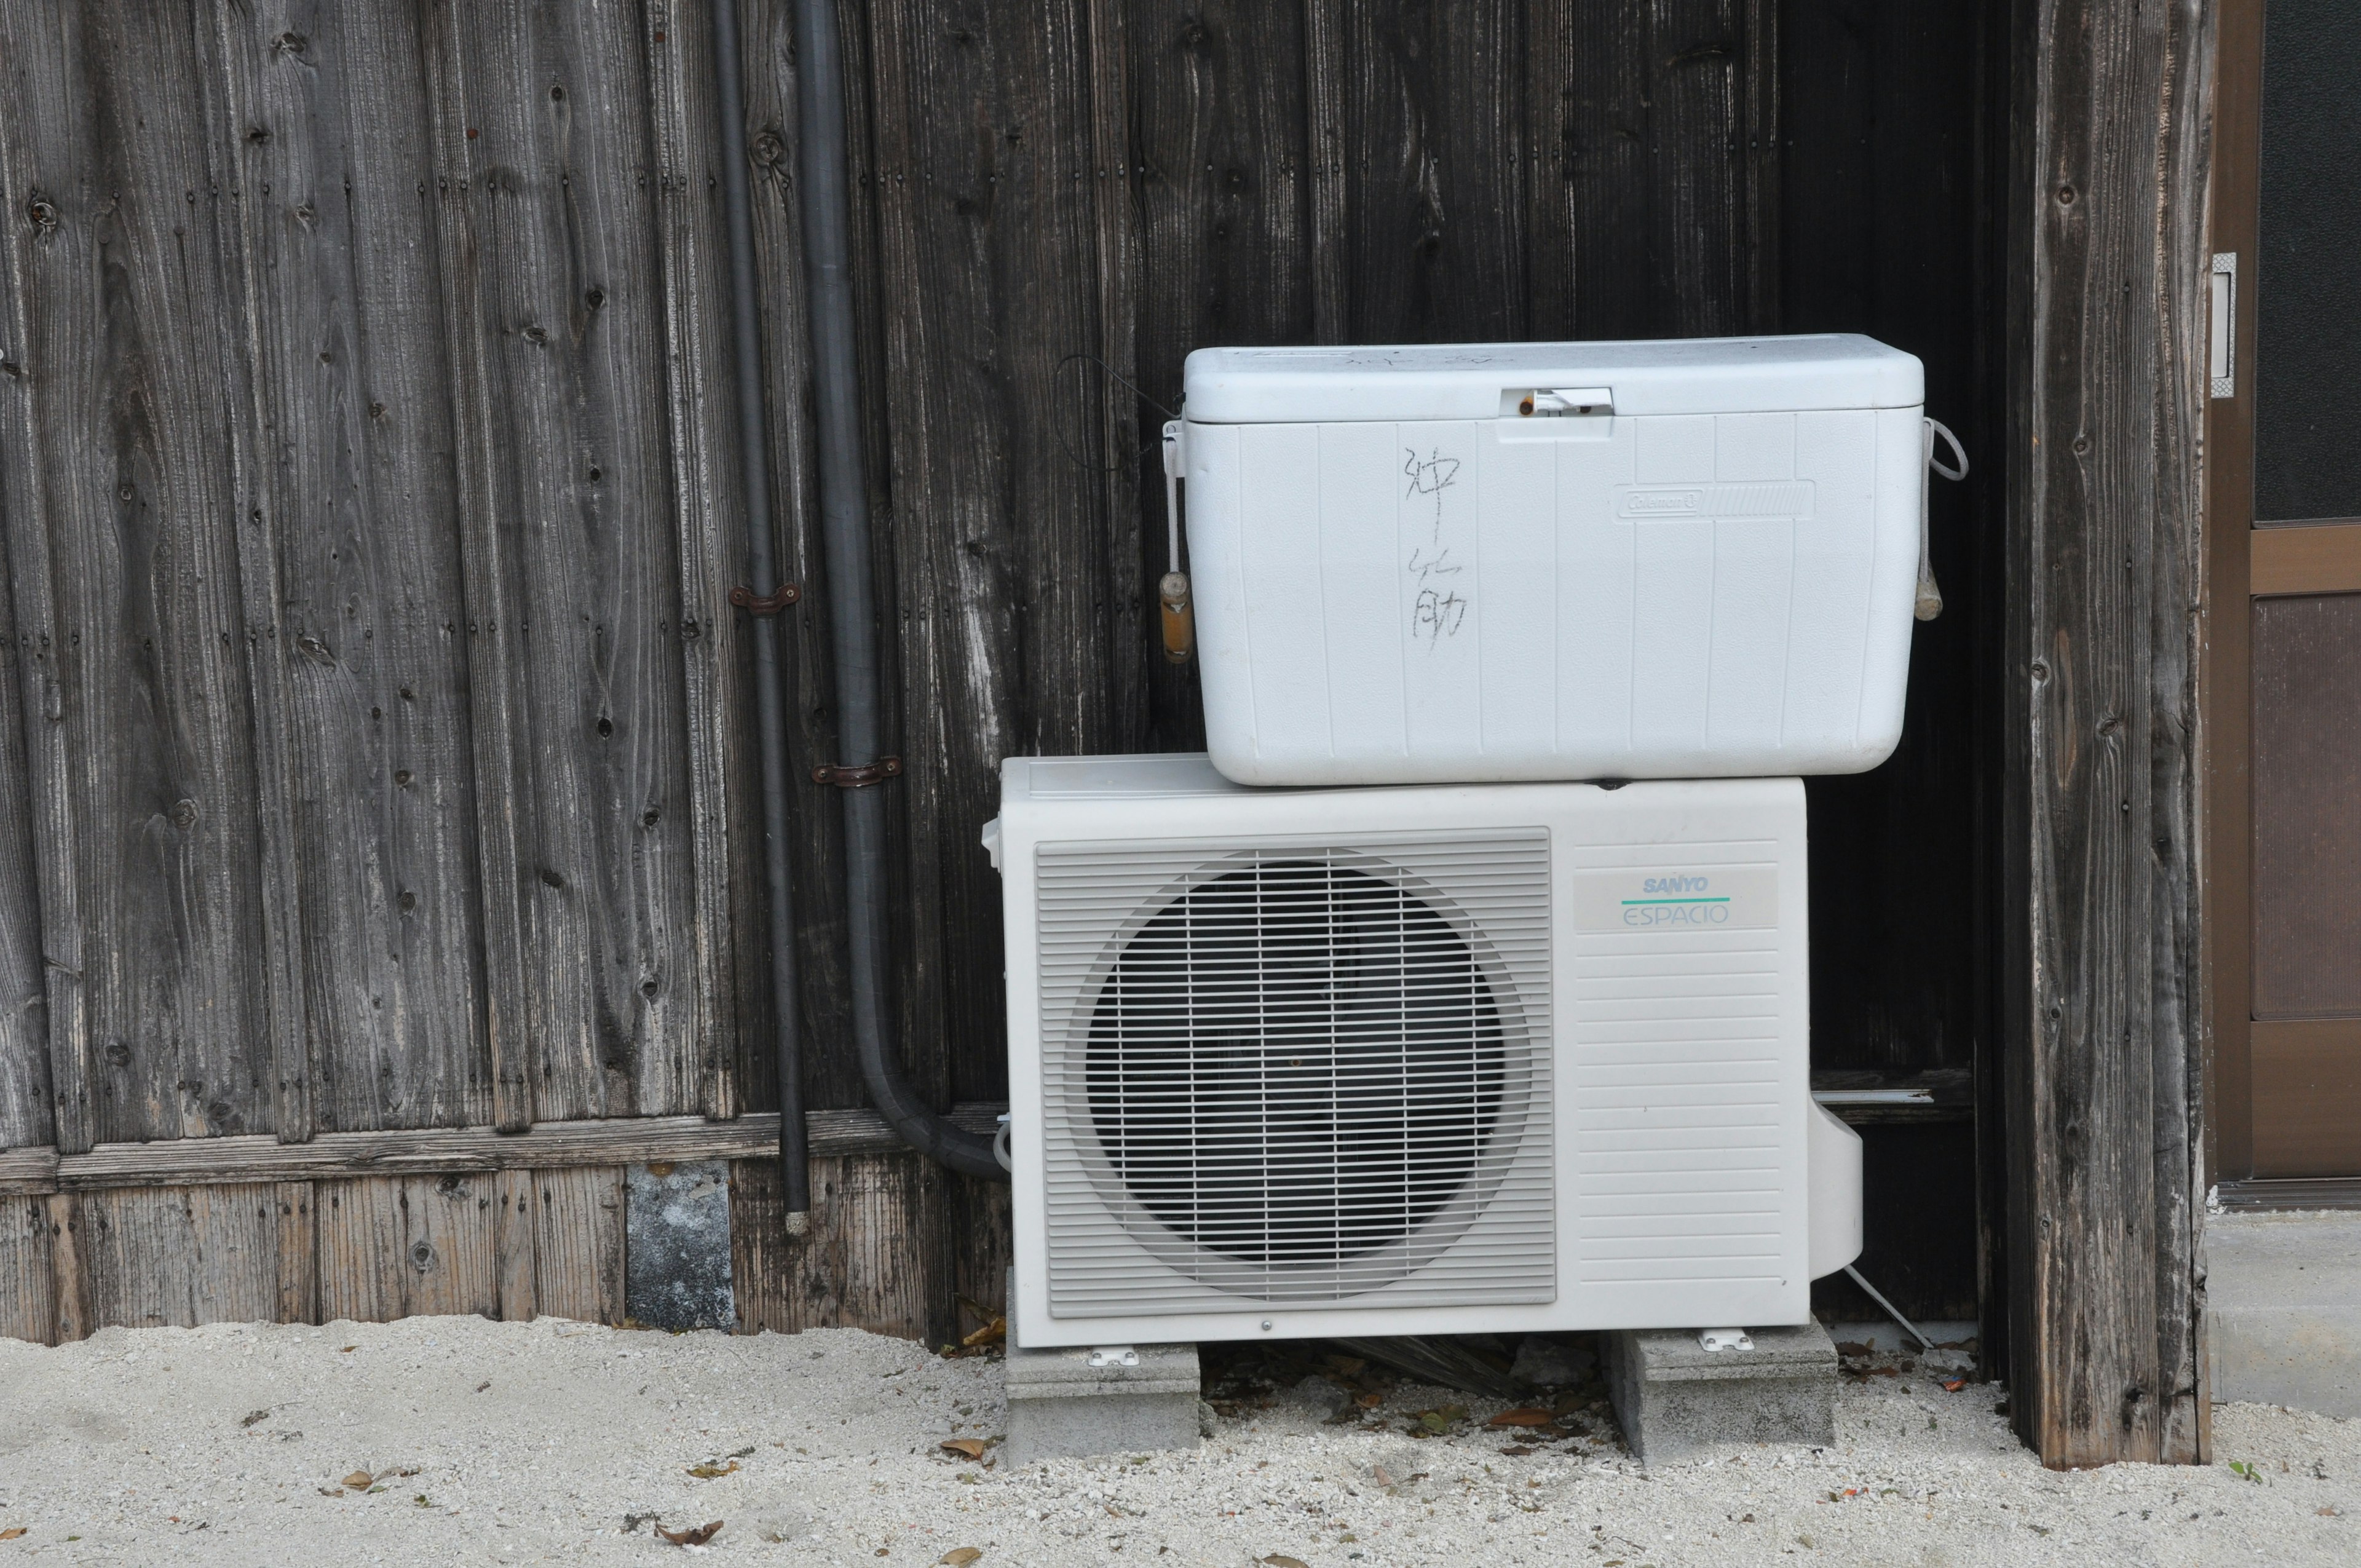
861, 0, 1133, 1111
437, 0, 706, 1123
315, 1171, 497, 1323
416, 0, 532, 1133
0, 1112, 782, 1195
1126, 0, 1311, 749
729, 1152, 936, 1337
1329, 0, 1527, 344
2004, 0, 2210, 1467
1544, 0, 1776, 340
642, 0, 745, 1125
0, 1194, 56, 1344
0, 0, 272, 1152
44, 1192, 88, 1342
531, 1164, 625, 1324
273, 1179, 317, 1325
0, 509, 50, 1150
213, 0, 490, 1138
492, 1165, 538, 1321
79, 1183, 285, 1330
199, 5, 314, 1147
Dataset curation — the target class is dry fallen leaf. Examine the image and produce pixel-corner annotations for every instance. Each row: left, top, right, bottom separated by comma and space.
1499, 1445, 1535, 1457
341, 1471, 374, 1491
940, 1550, 984, 1566
939, 1438, 987, 1460
239, 1410, 270, 1428
0, 1528, 24, 1540
1259, 1556, 1310, 1568
339, 1345, 357, 1353
1487, 1408, 1556, 1427
656, 1519, 724, 1546
684, 1460, 740, 1479
960, 1318, 1005, 1350
1941, 1378, 1968, 1393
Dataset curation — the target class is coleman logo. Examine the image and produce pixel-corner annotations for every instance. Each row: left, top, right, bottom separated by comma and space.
1623, 489, 1703, 515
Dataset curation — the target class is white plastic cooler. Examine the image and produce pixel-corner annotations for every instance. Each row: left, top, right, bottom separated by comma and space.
1179, 334, 1928, 786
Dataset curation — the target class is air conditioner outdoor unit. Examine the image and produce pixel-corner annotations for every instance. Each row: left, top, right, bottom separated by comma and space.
988, 753, 1862, 1350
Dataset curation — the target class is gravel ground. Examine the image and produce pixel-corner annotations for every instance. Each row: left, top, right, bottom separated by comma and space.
0, 1315, 2351, 1566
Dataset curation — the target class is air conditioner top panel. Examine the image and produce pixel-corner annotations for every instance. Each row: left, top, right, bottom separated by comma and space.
998, 751, 1248, 804
1182, 333, 1923, 424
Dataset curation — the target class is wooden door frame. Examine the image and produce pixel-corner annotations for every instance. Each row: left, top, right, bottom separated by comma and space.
2202, 0, 2261, 1188
2204, 0, 2361, 1196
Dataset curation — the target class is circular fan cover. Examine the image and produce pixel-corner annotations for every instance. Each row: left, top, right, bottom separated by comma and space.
1083, 858, 1511, 1280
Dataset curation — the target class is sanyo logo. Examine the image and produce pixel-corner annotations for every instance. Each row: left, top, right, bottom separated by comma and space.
1641, 875, 1711, 894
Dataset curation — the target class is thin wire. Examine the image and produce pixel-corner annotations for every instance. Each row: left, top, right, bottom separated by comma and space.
1051, 352, 1180, 475
1845, 1264, 1936, 1350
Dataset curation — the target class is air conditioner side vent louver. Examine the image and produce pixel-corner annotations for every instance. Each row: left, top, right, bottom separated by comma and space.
1036, 830, 1557, 1318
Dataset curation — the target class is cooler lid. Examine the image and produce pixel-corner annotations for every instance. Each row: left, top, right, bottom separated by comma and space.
1181, 333, 1923, 423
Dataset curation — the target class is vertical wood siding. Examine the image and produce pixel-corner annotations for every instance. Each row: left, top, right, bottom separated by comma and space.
0, 0, 2101, 1387
2003, 0, 2209, 1468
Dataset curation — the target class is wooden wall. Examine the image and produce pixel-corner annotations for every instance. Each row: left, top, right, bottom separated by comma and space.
0, 0, 2010, 1350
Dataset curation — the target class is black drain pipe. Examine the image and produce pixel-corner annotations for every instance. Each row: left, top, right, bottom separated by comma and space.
711, 0, 811, 1229
790, 0, 1003, 1181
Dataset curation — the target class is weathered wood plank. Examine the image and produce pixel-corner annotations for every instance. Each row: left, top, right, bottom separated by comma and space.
2004, 0, 2209, 1468
0, 526, 50, 1153
863, 0, 1129, 1116
417, 0, 532, 1134
0, 13, 61, 1159
0, 1194, 56, 1345
531, 1165, 624, 1325
836, 1151, 935, 1342
0, 0, 273, 1152
726, 1155, 796, 1333
1125, 0, 1314, 750
315, 1172, 497, 1323
492, 1166, 537, 1321
436, 0, 708, 1123
1544, 0, 1776, 339
1327, 0, 1527, 343
1301, 0, 1348, 343
44, 1193, 87, 1343
198, 6, 313, 1146
732, 1146, 981, 1339
644, 0, 746, 1125
79, 1183, 283, 1331
0, 7, 98, 1159
272, 1179, 317, 1325
0, 1105, 1008, 1196
211, 0, 491, 1137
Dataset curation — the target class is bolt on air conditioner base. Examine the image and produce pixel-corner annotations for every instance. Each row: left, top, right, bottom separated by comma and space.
989, 754, 1862, 1351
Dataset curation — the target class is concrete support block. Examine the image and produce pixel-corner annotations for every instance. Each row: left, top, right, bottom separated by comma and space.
1605, 1322, 1838, 1464
2208, 1211, 2361, 1417
1001, 1340, 1202, 1468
